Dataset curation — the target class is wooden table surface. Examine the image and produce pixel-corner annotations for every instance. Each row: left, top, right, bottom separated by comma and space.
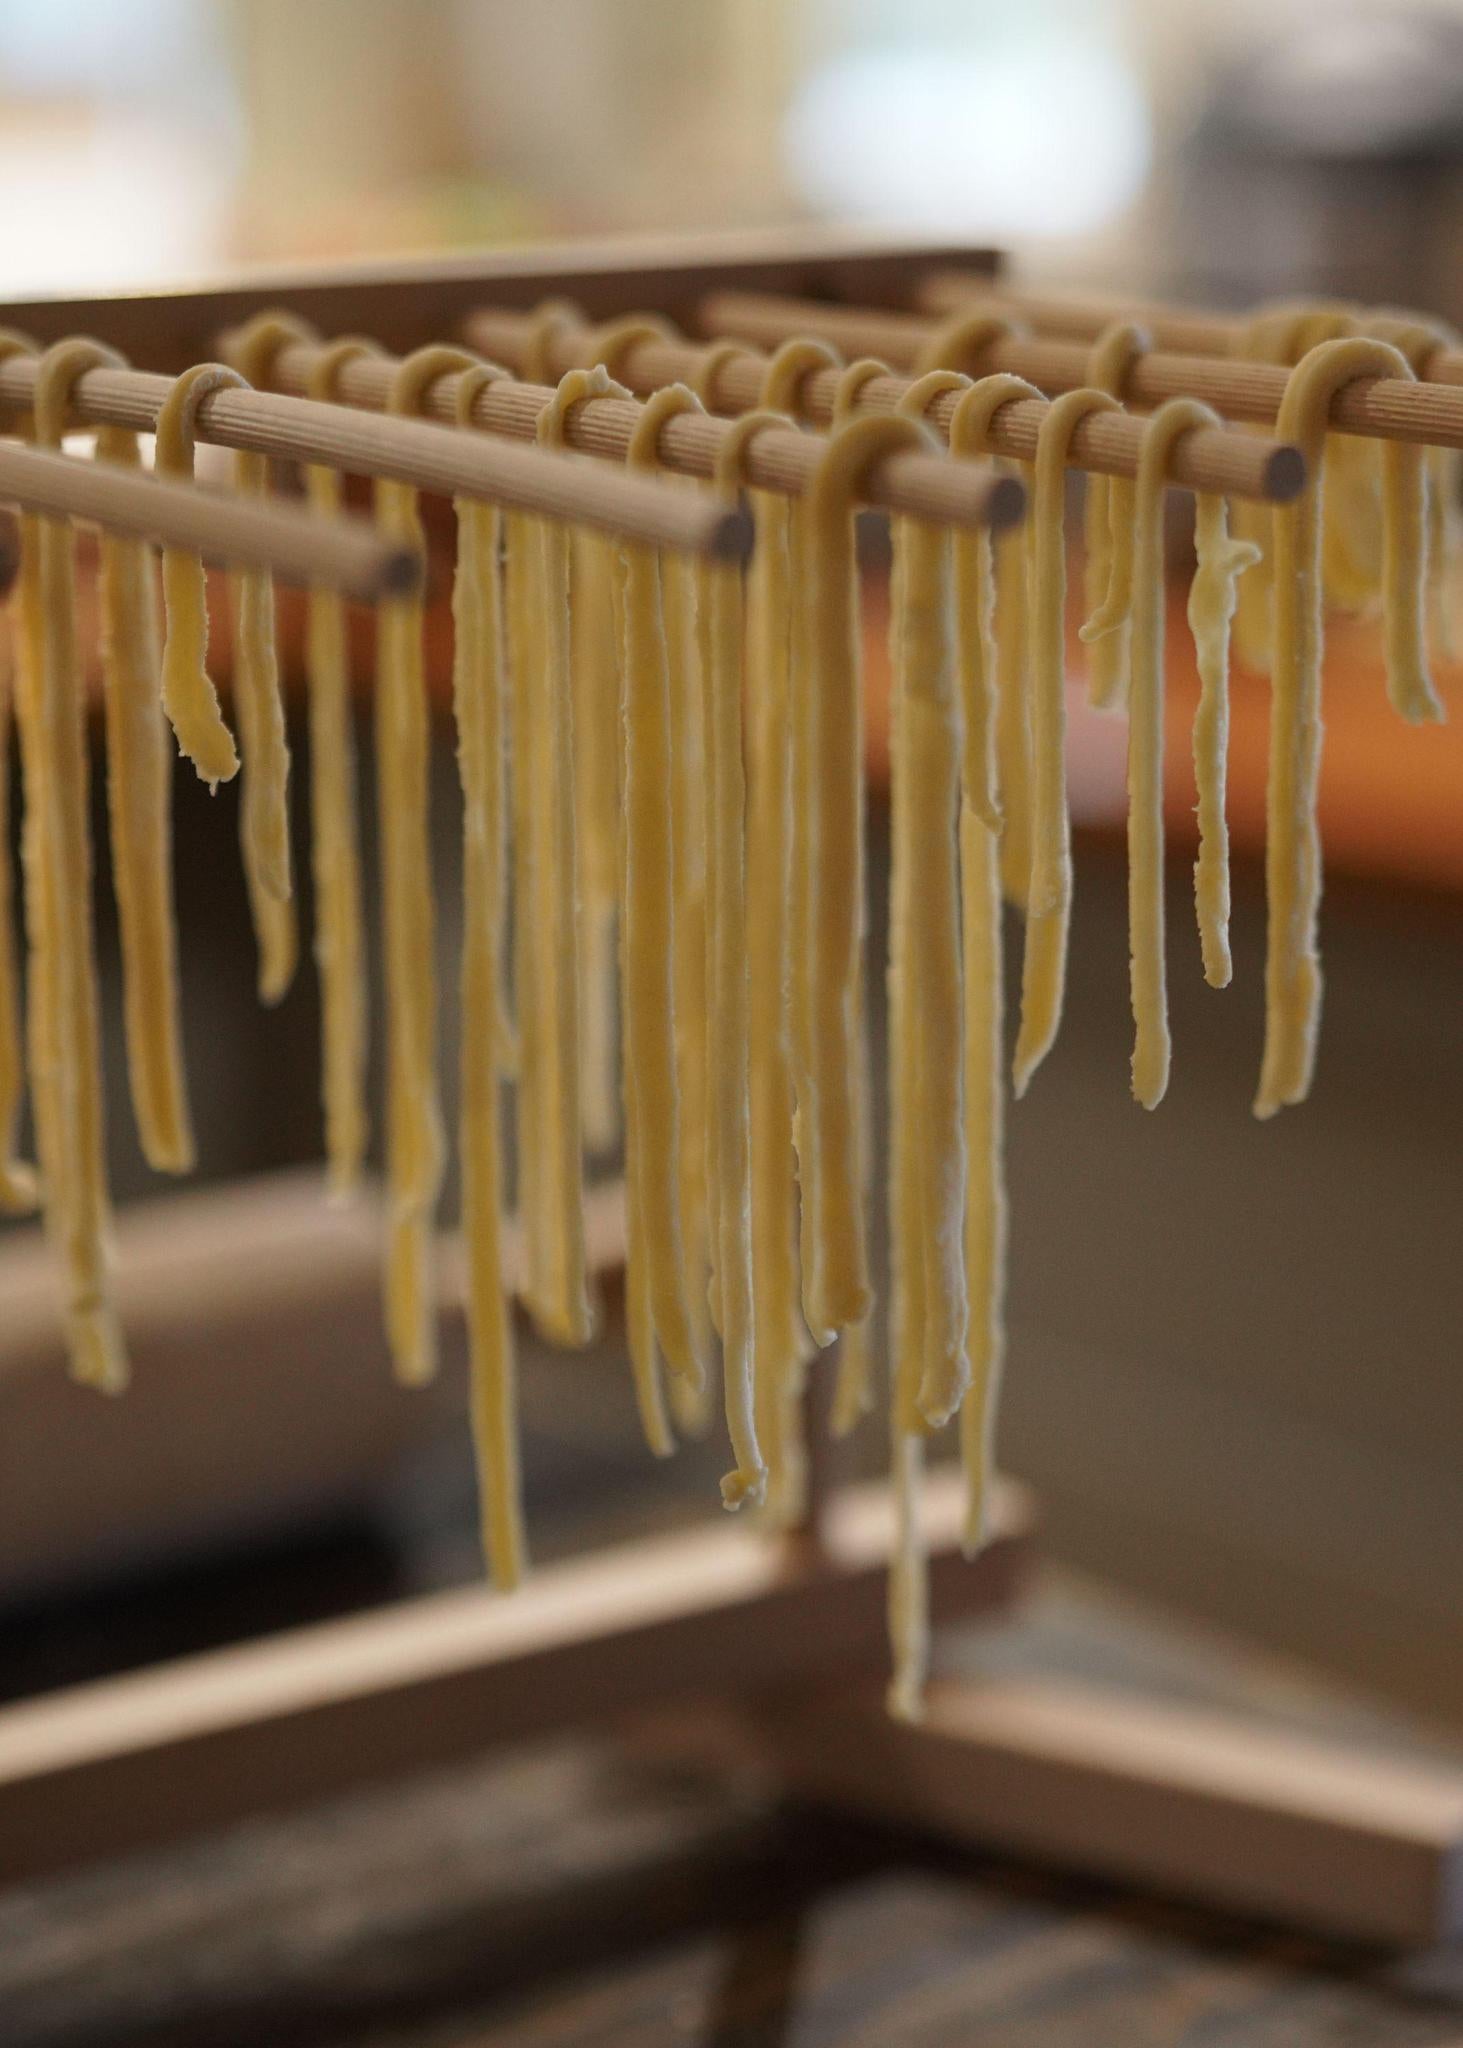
7, 1596, 1463, 2048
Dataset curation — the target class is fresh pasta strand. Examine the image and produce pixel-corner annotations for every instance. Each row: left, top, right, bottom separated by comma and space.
570, 525, 621, 1152
224, 318, 307, 1007
1256, 337, 1437, 1119
302, 337, 378, 1197
1079, 323, 1149, 710
451, 360, 526, 1588
889, 383, 969, 1433
22, 342, 130, 1389
374, 347, 465, 1385
1189, 494, 1260, 992
1011, 387, 1120, 1097
745, 341, 831, 1521
1365, 311, 1463, 663
152, 366, 241, 788
618, 385, 706, 1395
526, 369, 606, 1350
1125, 399, 1229, 1109
944, 373, 1031, 1553
0, 595, 36, 1213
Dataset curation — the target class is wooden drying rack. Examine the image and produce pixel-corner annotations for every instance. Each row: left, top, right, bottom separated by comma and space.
0, 233, 1459, 1952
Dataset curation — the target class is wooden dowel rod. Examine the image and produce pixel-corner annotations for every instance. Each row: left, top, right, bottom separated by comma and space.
699, 289, 1463, 456
0, 438, 418, 599
260, 340, 1025, 535
0, 355, 745, 560
921, 269, 1463, 391
466, 305, 1302, 503
917, 270, 1242, 355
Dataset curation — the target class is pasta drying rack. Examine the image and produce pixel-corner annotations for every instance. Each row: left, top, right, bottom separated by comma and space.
0, 233, 1458, 1949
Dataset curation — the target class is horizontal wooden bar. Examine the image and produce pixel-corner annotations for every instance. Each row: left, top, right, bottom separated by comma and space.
0, 230, 1001, 372
0, 439, 417, 598
0, 356, 747, 559
259, 342, 1025, 535
699, 289, 1463, 456
0, 1468, 1032, 1888
918, 268, 1243, 355
466, 305, 1301, 503
755, 1675, 1463, 1947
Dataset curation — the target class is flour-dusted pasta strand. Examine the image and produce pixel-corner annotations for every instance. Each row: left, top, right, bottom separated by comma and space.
890, 379, 969, 1431
152, 367, 241, 787
1257, 337, 1437, 1119
1189, 494, 1260, 992
25, 342, 130, 1389
912, 324, 1039, 909
570, 526, 620, 1151
375, 346, 469, 1384
887, 1427, 929, 1722
1012, 387, 1121, 1097
745, 339, 836, 1520
801, 413, 927, 1356
529, 368, 614, 1351
302, 337, 379, 1196
0, 599, 36, 1214
0, 332, 43, 1220
451, 360, 526, 1588
1126, 400, 1228, 1109
700, 408, 797, 1509
224, 317, 308, 1006
620, 384, 708, 1395
1365, 312, 1463, 664
944, 374, 1034, 1551
1078, 323, 1149, 711
826, 357, 897, 1439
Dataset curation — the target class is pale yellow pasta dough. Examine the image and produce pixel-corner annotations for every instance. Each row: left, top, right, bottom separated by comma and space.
0, 600, 36, 1213
1012, 387, 1120, 1098
152, 365, 242, 787
374, 346, 465, 1384
303, 337, 377, 1197
1257, 336, 1437, 1120
891, 378, 969, 1434
451, 360, 526, 1588
1189, 493, 1260, 992
620, 385, 706, 1397
1079, 322, 1149, 710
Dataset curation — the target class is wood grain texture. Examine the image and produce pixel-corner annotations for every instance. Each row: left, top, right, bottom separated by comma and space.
0, 1470, 1032, 1887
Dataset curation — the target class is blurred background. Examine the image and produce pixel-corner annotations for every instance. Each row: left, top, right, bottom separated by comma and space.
0, 0, 1459, 1751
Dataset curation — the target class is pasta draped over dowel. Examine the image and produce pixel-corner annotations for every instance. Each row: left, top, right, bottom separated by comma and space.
303, 334, 381, 1197
451, 357, 526, 1590
1079, 322, 1150, 711
1256, 337, 1438, 1120
375, 345, 472, 1386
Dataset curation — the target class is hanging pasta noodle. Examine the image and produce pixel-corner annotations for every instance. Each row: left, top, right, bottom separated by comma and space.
569, 519, 621, 1157
302, 335, 379, 1197
687, 335, 751, 1356
0, 560, 35, 1214
745, 338, 835, 1521
507, 303, 593, 1341
700, 407, 788, 1510
223, 320, 301, 1006
881, 397, 958, 1721
1189, 491, 1260, 993
619, 384, 706, 1399
451, 359, 526, 1588
1256, 337, 1438, 1120
524, 367, 601, 1350
915, 315, 1031, 907
152, 367, 242, 785
943, 374, 1037, 1552
1011, 387, 1121, 1097
575, 316, 714, 1436
18, 342, 132, 1389
1124, 399, 1238, 1108
373, 346, 464, 1385
1078, 323, 1150, 711
890, 380, 969, 1432
825, 357, 897, 1442
1365, 311, 1462, 661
